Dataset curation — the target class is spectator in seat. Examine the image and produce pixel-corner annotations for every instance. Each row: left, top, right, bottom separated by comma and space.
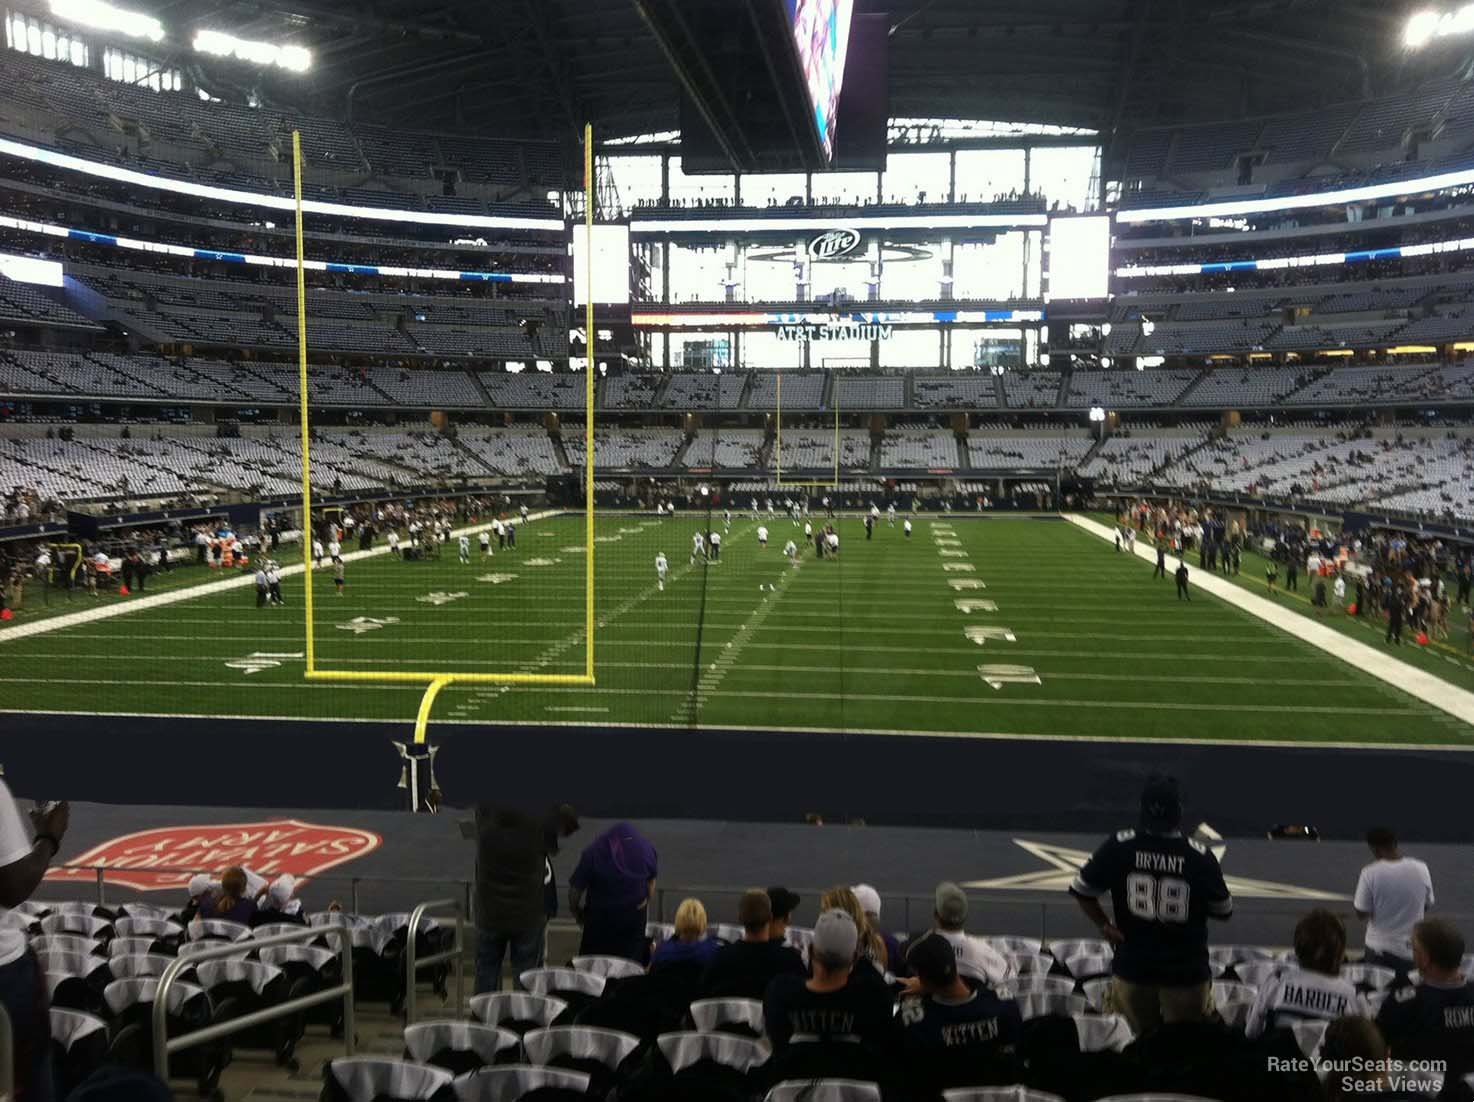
767, 886, 800, 943
919, 882, 1014, 990
763, 909, 896, 1073
1320, 1016, 1400, 1101
1376, 919, 1474, 1096
180, 873, 219, 924
1355, 827, 1434, 975
1068, 774, 1233, 1036
569, 821, 658, 962
700, 888, 805, 999
1245, 909, 1358, 1038
650, 898, 721, 971
251, 874, 306, 927
900, 932, 1022, 1097
473, 802, 578, 993
199, 866, 256, 925
853, 883, 906, 976
821, 886, 891, 978
0, 785, 68, 1102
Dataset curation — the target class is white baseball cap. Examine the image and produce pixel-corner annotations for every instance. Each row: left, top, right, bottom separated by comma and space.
852, 883, 881, 918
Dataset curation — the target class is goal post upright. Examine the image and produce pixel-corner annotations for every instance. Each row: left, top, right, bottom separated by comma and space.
774, 370, 841, 489
292, 127, 597, 748
293, 130, 317, 676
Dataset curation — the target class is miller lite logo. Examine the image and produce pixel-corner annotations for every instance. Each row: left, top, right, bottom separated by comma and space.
806, 227, 862, 261
45, 819, 383, 892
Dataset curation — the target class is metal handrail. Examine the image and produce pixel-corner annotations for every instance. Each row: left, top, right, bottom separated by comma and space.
404, 897, 465, 1025
152, 925, 356, 1083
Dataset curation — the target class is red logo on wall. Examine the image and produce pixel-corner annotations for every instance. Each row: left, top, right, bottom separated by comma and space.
44, 819, 383, 892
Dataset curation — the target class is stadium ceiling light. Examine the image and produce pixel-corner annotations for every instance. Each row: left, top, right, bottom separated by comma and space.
1404, 5, 1474, 49
49, 0, 163, 42
193, 28, 312, 73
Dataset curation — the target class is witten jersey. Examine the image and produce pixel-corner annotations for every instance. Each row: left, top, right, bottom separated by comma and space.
655, 555, 668, 576
1071, 828, 1232, 985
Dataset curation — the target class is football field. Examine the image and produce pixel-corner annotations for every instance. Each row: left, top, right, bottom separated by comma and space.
2, 512, 1471, 746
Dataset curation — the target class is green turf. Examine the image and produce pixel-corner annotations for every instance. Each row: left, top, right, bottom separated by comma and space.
1, 513, 1469, 746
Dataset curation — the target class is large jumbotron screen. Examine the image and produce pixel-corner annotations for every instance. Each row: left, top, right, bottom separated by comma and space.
786, 0, 855, 159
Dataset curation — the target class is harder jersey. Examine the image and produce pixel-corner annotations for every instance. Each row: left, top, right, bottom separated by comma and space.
1376, 980, 1474, 1081
1071, 828, 1233, 985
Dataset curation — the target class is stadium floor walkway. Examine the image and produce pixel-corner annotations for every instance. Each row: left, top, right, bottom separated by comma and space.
1066, 514, 1474, 728
36, 805, 1474, 948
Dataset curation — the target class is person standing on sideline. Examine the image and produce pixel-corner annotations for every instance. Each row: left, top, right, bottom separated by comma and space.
1175, 561, 1190, 601
1286, 553, 1299, 593
1354, 827, 1433, 975
1387, 588, 1405, 645
568, 821, 658, 962
1154, 541, 1167, 579
1266, 558, 1278, 594
254, 563, 269, 608
472, 803, 579, 993
0, 785, 68, 1102
1334, 573, 1346, 612
1069, 775, 1233, 1036
865, 513, 874, 541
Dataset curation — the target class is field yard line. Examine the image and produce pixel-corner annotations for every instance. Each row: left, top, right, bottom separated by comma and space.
6, 705, 1470, 751
1066, 513, 1474, 729
0, 644, 1339, 664
0, 676, 1425, 715
8, 648, 1366, 688
0, 510, 564, 643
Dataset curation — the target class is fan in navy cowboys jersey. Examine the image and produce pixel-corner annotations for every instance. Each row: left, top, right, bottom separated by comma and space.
1376, 918, 1474, 1098
1069, 774, 1233, 1036
899, 931, 1022, 1097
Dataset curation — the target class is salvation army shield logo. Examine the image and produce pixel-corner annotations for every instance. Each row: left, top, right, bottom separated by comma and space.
44, 819, 383, 892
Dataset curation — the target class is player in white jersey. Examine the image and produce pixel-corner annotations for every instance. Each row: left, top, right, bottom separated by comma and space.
870, 504, 880, 521
766, 500, 775, 517
312, 539, 324, 567
783, 539, 798, 561
791, 503, 801, 524
903, 519, 913, 538
655, 552, 668, 591
459, 535, 470, 563
827, 530, 840, 556
750, 498, 759, 519
327, 539, 342, 564
724, 509, 732, 532
887, 503, 896, 526
757, 525, 769, 547
804, 521, 813, 540
708, 530, 722, 561
387, 530, 401, 557
691, 531, 706, 563
479, 530, 492, 559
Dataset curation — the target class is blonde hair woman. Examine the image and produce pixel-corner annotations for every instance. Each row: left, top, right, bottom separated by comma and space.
820, 886, 888, 972
650, 897, 721, 971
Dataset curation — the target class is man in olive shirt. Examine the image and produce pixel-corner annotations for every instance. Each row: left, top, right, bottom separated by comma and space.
700, 889, 805, 999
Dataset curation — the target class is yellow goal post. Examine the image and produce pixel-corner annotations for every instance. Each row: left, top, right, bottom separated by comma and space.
290, 126, 598, 742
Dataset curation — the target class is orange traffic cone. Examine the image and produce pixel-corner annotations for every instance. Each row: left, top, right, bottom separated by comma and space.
1347, 603, 1357, 615
0, 608, 11, 621
118, 585, 129, 596
1416, 632, 1429, 645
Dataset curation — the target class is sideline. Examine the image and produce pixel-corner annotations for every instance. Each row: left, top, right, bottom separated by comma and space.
1065, 513, 1474, 730
0, 510, 562, 644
